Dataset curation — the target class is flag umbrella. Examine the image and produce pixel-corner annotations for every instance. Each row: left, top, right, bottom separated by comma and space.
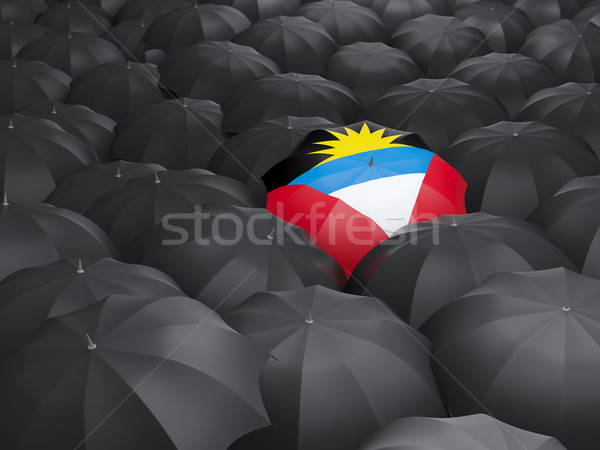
515, 0, 586, 26
0, 59, 71, 114
443, 121, 600, 219
391, 14, 490, 78
347, 213, 577, 329
115, 0, 190, 22
110, 98, 226, 170
358, 0, 452, 33
233, 16, 337, 76
421, 268, 600, 450
205, 0, 301, 22
451, 53, 561, 119
222, 73, 361, 134
36, 2, 112, 36
326, 41, 423, 108
361, 78, 509, 154
141, 202, 347, 313
0, 294, 269, 449
0, 0, 47, 21
358, 414, 567, 450
265, 122, 466, 275
223, 285, 448, 450
0, 257, 183, 357
159, 41, 281, 104
100, 19, 147, 61
0, 19, 48, 59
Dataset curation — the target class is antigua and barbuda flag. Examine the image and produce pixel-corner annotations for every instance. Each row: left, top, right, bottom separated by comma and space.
265, 122, 467, 275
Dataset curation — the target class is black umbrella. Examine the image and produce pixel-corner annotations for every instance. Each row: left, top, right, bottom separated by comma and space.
346, 213, 576, 329
101, 18, 147, 61
62, 0, 126, 18
223, 285, 448, 450
36, 2, 112, 36
0, 257, 183, 357
326, 41, 423, 107
517, 82, 600, 158
17, 32, 125, 78
360, 78, 508, 154
205, 0, 301, 22
358, 414, 567, 450
359, 0, 452, 33
451, 52, 561, 119
0, 0, 47, 21
46, 160, 165, 214
0, 293, 269, 449
0, 19, 48, 59
573, 0, 600, 26
223, 73, 361, 134
233, 16, 338, 76
443, 121, 600, 219
66, 62, 163, 122
115, 0, 191, 22
391, 14, 490, 78
85, 169, 267, 262
515, 0, 586, 26
141, 202, 347, 313
421, 267, 600, 450
159, 41, 281, 104
520, 19, 600, 83
0, 59, 71, 114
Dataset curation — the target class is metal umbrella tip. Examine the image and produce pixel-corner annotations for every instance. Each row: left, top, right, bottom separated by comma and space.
267, 228, 275, 240
115, 164, 122, 178
51, 104, 57, 114
2, 193, 8, 206
154, 172, 161, 183
11, 59, 16, 68
228, 42, 232, 52
76, 259, 84, 274
86, 334, 97, 350
305, 308, 314, 324
126, 61, 131, 69
563, 296, 571, 312
68, 31, 72, 39
368, 156, 374, 167
9, 18, 13, 25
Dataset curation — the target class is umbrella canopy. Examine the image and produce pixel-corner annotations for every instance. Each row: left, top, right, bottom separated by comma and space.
573, 0, 600, 26
0, 59, 71, 114
223, 285, 448, 450
223, 72, 361, 134
0, 294, 269, 449
0, 0, 47, 21
141, 202, 347, 313
515, 0, 586, 26
233, 16, 338, 76
421, 267, 600, 450
358, 414, 567, 450
66, 62, 163, 122
159, 41, 281, 104
359, 0, 452, 33
36, 2, 112, 36
17, 32, 125, 78
205, 0, 301, 22
326, 41, 423, 108
347, 213, 577, 329
111, 98, 226, 170
115, 0, 191, 22
361, 78, 509, 154
517, 82, 600, 158
0, 257, 183, 357
443, 121, 600, 219
60, 0, 126, 18
101, 18, 147, 61
520, 19, 600, 83
391, 14, 490, 78
0, 19, 48, 59
451, 52, 561, 119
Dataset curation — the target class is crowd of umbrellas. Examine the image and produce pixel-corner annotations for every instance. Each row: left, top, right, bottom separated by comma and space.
1, 0, 600, 448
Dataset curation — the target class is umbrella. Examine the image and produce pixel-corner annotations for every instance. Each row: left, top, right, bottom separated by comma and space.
360, 78, 509, 154
0, 59, 71, 114
205, 0, 301, 22
100, 19, 147, 61
142, 3, 251, 64
65, 62, 163, 122
358, 414, 567, 450
0, 294, 269, 449
233, 16, 338, 76
515, 0, 586, 26
391, 14, 490, 78
61, 0, 126, 18
141, 202, 347, 313
158, 41, 281, 104
0, 0, 47, 21
85, 169, 268, 262
19, 102, 116, 163
223, 73, 361, 134
346, 213, 577, 329
115, 0, 191, 22
0, 19, 48, 59
326, 41, 423, 107
36, 2, 112, 36
293, 1, 389, 46
528, 175, 600, 278
17, 32, 125, 78
0, 114, 99, 203
443, 121, 600, 219
451, 52, 561, 119
359, 0, 452, 33
421, 267, 600, 450
46, 160, 165, 214
110, 98, 226, 170
0, 257, 183, 357
520, 19, 600, 83
517, 82, 600, 158
223, 285, 448, 450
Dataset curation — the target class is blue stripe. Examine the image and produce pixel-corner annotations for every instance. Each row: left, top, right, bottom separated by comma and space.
289, 146, 434, 194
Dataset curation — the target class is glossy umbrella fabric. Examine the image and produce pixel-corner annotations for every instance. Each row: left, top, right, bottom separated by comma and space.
141, 203, 347, 314
361, 78, 509, 154
206, 0, 301, 21
358, 414, 567, 450
515, 0, 586, 26
0, 294, 269, 449
0, 0, 47, 21
223, 285, 448, 450
0, 19, 48, 59
443, 121, 600, 219
36, 2, 112, 36
421, 268, 600, 450
347, 213, 576, 329
358, 0, 452, 33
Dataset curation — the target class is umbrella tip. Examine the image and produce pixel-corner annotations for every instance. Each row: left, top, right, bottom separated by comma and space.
2, 193, 8, 206
68, 31, 72, 39
51, 103, 57, 114
126, 61, 131, 69
76, 259, 84, 274
588, 91, 592, 95
368, 47, 372, 55
8, 117, 14, 129
86, 334, 96, 350
115, 162, 122, 178
562, 296, 571, 312
154, 172, 161, 183
228, 42, 232, 52
11, 59, 16, 68
368, 156, 374, 166
442, 26, 447, 33
450, 215, 457, 227
9, 18, 13, 25
305, 308, 314, 324
267, 228, 275, 240
182, 98, 188, 108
